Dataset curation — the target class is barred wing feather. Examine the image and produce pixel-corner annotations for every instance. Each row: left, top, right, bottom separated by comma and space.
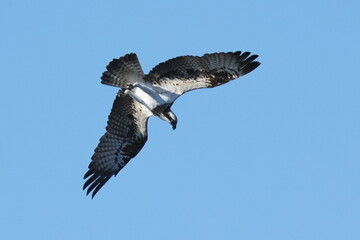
144, 51, 260, 95
83, 91, 152, 198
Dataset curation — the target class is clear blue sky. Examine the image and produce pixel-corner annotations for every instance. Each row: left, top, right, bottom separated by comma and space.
1, 0, 359, 239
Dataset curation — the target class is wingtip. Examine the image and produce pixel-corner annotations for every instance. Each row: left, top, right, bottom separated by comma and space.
234, 51, 242, 56
253, 61, 261, 68
83, 170, 92, 179
240, 61, 261, 76
86, 187, 93, 196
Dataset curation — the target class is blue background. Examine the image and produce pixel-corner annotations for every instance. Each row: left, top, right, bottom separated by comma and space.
1, 0, 359, 239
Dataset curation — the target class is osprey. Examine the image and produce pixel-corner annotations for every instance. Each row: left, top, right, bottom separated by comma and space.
84, 51, 260, 197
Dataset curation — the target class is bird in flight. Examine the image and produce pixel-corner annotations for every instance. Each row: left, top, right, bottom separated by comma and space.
84, 51, 260, 197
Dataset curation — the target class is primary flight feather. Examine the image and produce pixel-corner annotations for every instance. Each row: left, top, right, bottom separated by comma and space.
84, 51, 260, 197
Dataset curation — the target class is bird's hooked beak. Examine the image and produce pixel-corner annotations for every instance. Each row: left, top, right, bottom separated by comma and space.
161, 109, 177, 130
167, 110, 177, 130
171, 118, 177, 130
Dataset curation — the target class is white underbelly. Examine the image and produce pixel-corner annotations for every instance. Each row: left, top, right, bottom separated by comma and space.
126, 86, 157, 110
126, 83, 178, 111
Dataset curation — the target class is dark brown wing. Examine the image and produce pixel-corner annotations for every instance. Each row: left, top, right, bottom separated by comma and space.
83, 91, 152, 198
144, 51, 260, 95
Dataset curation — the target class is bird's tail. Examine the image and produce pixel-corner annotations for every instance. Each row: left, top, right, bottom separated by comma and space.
101, 53, 145, 88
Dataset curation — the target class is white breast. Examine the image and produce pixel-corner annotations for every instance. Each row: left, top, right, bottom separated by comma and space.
126, 83, 179, 111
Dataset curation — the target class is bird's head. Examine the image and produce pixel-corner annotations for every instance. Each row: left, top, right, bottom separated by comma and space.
159, 108, 177, 130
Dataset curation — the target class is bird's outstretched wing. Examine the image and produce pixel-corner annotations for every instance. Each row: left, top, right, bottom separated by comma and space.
144, 51, 260, 95
83, 91, 152, 198
101, 53, 145, 88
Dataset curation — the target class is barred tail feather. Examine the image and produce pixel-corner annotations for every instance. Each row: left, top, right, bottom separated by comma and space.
101, 53, 145, 88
